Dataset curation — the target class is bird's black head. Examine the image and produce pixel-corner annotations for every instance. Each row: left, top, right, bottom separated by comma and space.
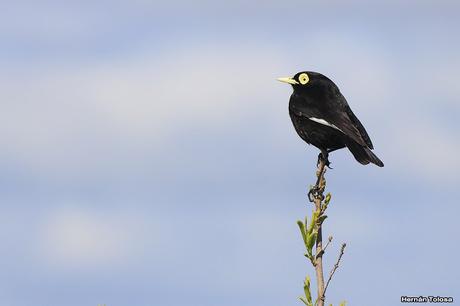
277, 71, 337, 93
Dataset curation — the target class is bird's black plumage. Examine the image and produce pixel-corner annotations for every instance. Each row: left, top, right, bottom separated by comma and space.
279, 71, 384, 167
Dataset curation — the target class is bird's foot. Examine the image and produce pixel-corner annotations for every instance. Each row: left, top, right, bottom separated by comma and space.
308, 185, 325, 202
317, 152, 332, 169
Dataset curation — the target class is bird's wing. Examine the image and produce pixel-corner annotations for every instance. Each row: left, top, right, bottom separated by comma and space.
343, 104, 374, 149
290, 94, 373, 149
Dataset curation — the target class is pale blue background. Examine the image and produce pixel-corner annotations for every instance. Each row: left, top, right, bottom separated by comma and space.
0, 1, 459, 306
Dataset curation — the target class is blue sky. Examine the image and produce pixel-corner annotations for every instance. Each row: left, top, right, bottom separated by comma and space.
0, 1, 459, 306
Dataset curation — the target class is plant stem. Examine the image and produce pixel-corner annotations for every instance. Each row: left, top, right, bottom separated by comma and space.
313, 159, 327, 306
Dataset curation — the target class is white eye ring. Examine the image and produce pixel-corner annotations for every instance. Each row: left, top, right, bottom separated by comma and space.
299, 73, 309, 85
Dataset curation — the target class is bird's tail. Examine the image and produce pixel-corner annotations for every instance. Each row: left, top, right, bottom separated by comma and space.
346, 141, 384, 167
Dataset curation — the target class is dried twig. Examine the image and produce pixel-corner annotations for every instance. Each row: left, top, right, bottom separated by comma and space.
316, 236, 333, 259
321, 243, 347, 302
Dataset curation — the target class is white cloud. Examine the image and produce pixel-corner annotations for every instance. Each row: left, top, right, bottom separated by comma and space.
0, 27, 458, 186
36, 207, 135, 268
0, 45, 286, 178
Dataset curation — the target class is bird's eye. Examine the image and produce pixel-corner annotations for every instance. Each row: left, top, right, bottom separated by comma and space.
298, 73, 309, 85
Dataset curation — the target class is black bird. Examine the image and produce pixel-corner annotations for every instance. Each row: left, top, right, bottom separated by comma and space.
278, 71, 384, 167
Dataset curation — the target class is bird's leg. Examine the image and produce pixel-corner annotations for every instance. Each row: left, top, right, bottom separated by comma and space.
319, 150, 331, 168
308, 151, 329, 202
324, 150, 334, 169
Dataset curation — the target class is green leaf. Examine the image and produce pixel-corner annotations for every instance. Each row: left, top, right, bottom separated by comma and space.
307, 211, 318, 235
303, 276, 312, 304
318, 215, 328, 224
299, 296, 310, 306
297, 220, 307, 247
306, 232, 317, 252
324, 193, 332, 204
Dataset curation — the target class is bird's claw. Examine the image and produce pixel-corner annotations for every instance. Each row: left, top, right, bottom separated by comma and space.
308, 185, 325, 202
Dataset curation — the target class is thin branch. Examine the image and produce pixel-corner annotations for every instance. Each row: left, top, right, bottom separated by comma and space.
313, 158, 327, 306
302, 155, 346, 306
316, 236, 333, 259
324, 236, 333, 253
321, 243, 347, 302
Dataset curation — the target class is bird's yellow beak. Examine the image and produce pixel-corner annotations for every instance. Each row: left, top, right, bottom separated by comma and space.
277, 77, 298, 85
